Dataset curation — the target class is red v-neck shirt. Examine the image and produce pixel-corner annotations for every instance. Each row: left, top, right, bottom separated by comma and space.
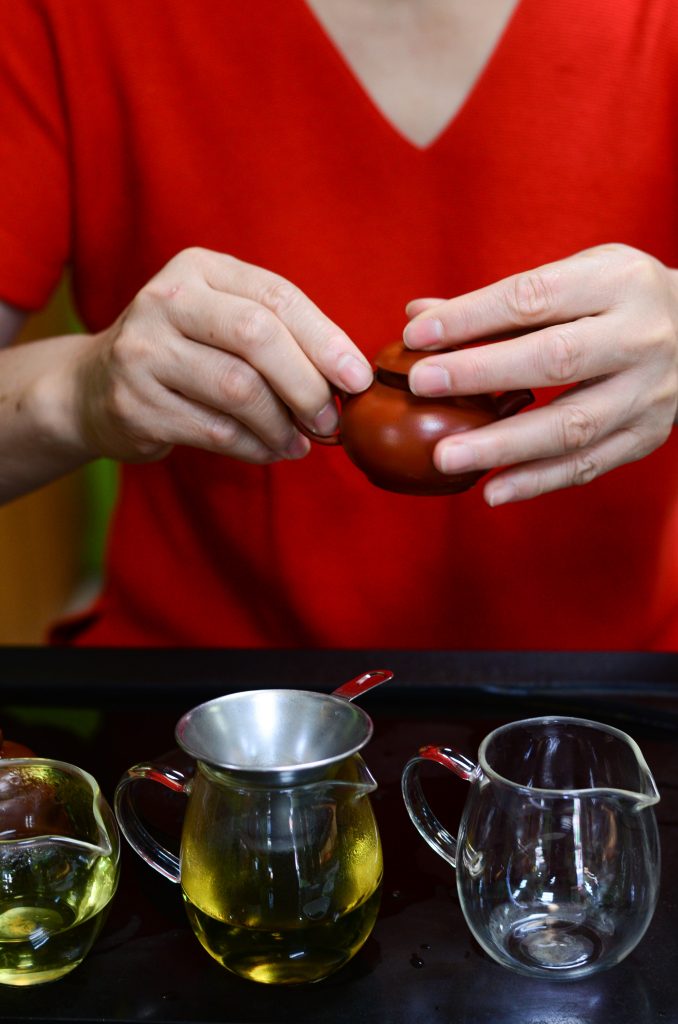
2, 0, 678, 648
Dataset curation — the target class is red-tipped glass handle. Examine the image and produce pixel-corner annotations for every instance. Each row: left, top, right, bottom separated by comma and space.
332, 669, 394, 702
401, 744, 478, 869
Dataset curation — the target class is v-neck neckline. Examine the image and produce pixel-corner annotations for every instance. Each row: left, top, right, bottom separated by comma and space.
298, 0, 527, 154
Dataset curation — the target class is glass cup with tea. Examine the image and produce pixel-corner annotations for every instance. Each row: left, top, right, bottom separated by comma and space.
0, 758, 120, 986
114, 670, 392, 984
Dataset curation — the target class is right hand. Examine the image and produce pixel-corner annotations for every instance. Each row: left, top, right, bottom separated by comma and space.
74, 248, 373, 464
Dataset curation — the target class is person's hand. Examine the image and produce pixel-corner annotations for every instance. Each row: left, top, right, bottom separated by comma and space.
403, 244, 678, 505
73, 248, 373, 464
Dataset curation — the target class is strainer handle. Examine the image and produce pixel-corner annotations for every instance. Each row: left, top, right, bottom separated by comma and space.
332, 668, 394, 702
401, 745, 477, 869
114, 762, 189, 883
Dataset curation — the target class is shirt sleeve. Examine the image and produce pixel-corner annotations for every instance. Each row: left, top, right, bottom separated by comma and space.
0, 0, 71, 311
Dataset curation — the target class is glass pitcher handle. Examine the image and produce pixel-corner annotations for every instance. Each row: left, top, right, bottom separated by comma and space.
114, 762, 189, 883
401, 745, 477, 869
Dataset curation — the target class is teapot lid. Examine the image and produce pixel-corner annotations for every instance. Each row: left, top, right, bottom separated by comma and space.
375, 340, 428, 375
375, 339, 488, 374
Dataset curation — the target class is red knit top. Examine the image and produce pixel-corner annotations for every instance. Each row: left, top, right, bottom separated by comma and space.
2, 0, 678, 648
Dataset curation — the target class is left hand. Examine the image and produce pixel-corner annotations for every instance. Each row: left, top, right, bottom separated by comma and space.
403, 244, 678, 505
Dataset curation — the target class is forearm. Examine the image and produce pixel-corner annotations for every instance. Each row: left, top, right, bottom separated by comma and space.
0, 333, 96, 505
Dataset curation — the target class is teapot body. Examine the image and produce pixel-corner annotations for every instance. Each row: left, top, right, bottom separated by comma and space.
340, 378, 499, 495
0, 727, 34, 758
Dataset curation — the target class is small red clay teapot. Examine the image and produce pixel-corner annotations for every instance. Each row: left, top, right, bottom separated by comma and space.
0, 728, 34, 759
0, 729, 79, 840
306, 341, 534, 496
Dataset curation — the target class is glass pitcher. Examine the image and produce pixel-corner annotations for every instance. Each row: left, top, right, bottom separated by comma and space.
0, 758, 120, 986
402, 716, 661, 980
115, 673, 390, 985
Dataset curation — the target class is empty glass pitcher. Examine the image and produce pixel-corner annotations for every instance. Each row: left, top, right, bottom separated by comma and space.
402, 716, 661, 980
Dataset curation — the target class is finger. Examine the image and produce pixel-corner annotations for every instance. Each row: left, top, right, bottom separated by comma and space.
196, 250, 373, 393
481, 426, 653, 506
433, 377, 634, 476
144, 387, 287, 464
409, 314, 626, 397
403, 249, 617, 350
405, 297, 446, 318
166, 287, 340, 433
157, 335, 309, 457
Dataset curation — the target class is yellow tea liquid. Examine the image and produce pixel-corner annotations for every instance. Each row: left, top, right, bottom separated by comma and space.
0, 845, 117, 984
180, 759, 383, 984
184, 883, 381, 984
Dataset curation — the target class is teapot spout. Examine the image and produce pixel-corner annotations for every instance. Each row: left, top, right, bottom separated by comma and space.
494, 389, 535, 418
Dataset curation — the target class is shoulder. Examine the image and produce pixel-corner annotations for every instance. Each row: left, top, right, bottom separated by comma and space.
591, 0, 678, 53
542, 0, 678, 86
536, 0, 678, 52
11, 1, 278, 71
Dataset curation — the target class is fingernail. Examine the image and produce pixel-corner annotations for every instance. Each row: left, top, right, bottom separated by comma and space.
439, 443, 476, 474
404, 317, 444, 348
486, 481, 517, 506
337, 353, 373, 392
409, 363, 451, 396
313, 401, 339, 435
283, 434, 311, 459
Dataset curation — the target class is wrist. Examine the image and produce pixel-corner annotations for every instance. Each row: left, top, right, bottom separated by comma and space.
26, 332, 100, 461
0, 332, 99, 504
